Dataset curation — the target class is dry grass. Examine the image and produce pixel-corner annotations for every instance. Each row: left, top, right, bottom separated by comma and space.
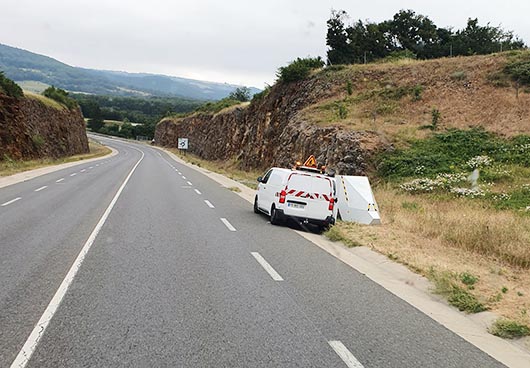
335, 186, 530, 327
24, 91, 65, 110
0, 140, 111, 177
166, 148, 262, 189
306, 52, 530, 146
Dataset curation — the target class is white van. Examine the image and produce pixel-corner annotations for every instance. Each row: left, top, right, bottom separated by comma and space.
254, 167, 336, 230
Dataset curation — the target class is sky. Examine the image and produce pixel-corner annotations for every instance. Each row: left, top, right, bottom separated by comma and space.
2, 0, 529, 88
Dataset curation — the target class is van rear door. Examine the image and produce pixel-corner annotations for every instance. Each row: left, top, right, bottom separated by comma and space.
285, 173, 332, 220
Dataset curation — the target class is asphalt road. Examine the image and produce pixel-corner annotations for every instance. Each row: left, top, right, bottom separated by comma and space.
0, 136, 505, 367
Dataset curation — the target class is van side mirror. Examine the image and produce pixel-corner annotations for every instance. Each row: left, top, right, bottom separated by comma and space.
257, 176, 263, 183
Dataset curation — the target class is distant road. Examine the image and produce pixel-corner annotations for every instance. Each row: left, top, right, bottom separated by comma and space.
0, 137, 504, 367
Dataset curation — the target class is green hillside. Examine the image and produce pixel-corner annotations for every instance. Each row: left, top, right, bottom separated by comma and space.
0, 43, 260, 100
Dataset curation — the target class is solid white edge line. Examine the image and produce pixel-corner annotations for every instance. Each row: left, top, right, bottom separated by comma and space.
187, 181, 193, 186
194, 189, 202, 195
1, 197, 22, 207
56, 178, 64, 183
34, 186, 48, 192
204, 200, 215, 208
329, 341, 365, 368
10, 148, 145, 368
220, 217, 236, 232
250, 252, 284, 281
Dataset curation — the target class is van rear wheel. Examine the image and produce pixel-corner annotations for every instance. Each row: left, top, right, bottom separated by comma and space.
270, 205, 282, 225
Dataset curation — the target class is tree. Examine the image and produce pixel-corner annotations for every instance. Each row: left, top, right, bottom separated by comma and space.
325, 9, 526, 65
87, 118, 104, 132
228, 87, 250, 102
0, 71, 23, 99
326, 10, 354, 65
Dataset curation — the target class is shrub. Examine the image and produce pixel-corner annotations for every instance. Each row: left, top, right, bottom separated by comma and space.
32, 134, 45, 148
450, 71, 467, 81
0, 71, 23, 99
276, 57, 324, 83
194, 98, 242, 114
412, 85, 423, 101
382, 50, 417, 62
503, 59, 530, 86
346, 80, 353, 95
42, 86, 77, 109
337, 103, 347, 119
251, 85, 271, 103
431, 108, 441, 129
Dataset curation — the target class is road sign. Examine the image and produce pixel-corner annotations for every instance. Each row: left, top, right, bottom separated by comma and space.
178, 138, 189, 150
303, 155, 317, 168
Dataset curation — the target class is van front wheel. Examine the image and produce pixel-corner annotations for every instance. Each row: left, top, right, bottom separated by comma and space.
254, 196, 260, 214
270, 205, 282, 225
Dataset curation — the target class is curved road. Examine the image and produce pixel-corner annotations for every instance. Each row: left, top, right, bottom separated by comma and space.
0, 136, 504, 367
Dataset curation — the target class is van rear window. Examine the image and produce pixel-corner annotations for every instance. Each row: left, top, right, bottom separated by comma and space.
288, 174, 331, 194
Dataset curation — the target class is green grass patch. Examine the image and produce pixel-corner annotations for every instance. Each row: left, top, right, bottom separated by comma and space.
489, 318, 530, 339
429, 269, 487, 313
377, 128, 530, 180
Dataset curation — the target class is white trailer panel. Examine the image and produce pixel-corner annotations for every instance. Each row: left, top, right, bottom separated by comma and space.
335, 176, 381, 225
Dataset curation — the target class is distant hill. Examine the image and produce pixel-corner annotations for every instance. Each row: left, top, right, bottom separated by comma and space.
0, 43, 260, 100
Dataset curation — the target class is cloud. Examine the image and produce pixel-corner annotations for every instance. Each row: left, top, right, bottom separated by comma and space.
1, 0, 528, 87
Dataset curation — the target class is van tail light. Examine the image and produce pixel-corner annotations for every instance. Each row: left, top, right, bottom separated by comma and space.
328, 197, 335, 211
279, 190, 287, 204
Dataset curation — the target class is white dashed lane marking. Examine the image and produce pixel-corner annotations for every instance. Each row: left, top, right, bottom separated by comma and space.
70, 173, 77, 177
1, 197, 21, 207
250, 252, 284, 281
204, 200, 215, 208
56, 178, 64, 183
34, 186, 48, 192
194, 189, 202, 195
220, 218, 236, 232
328, 341, 365, 368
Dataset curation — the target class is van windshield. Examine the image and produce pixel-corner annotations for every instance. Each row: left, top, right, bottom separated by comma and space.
288, 174, 331, 195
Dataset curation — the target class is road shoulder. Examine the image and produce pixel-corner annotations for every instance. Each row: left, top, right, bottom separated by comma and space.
0, 146, 117, 190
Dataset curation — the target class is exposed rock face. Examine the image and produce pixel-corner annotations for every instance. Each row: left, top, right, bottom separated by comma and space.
0, 94, 89, 160
155, 78, 388, 175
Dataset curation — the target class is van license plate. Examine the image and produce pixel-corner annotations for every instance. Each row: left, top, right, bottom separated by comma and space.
288, 203, 304, 209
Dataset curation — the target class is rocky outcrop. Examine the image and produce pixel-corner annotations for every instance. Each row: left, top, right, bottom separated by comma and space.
0, 94, 89, 160
155, 78, 388, 175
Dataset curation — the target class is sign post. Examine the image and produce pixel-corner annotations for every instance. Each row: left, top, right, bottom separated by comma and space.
177, 138, 189, 155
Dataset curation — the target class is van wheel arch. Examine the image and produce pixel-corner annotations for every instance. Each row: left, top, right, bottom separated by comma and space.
270, 204, 282, 225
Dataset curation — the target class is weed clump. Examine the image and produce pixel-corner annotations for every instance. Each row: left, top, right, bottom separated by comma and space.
429, 269, 487, 313
490, 318, 530, 339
